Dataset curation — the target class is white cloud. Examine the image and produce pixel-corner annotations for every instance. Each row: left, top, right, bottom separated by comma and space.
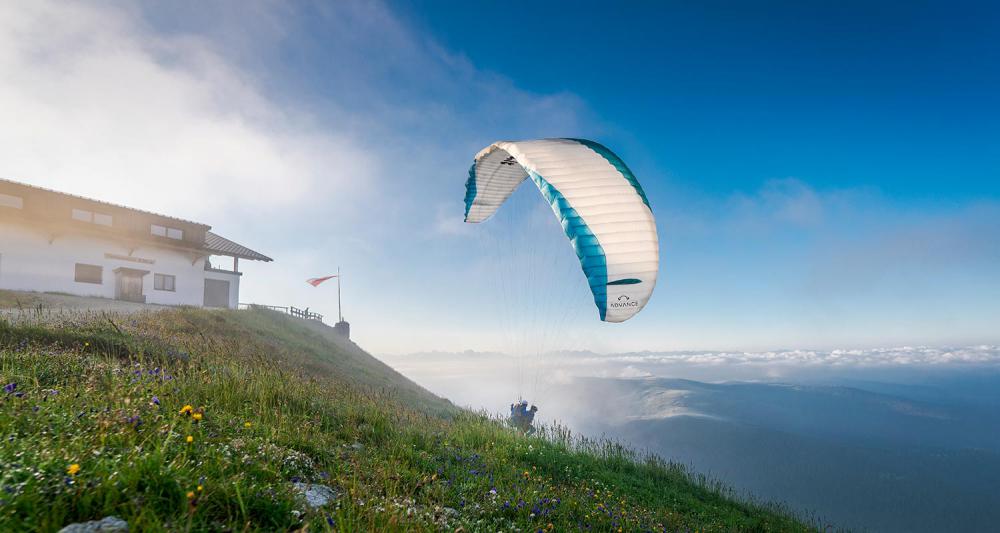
0, 1, 376, 223
433, 202, 474, 236
618, 365, 653, 378
727, 178, 825, 231
0, 1, 591, 353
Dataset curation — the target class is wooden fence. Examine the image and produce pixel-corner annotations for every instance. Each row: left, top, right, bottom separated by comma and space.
238, 303, 323, 322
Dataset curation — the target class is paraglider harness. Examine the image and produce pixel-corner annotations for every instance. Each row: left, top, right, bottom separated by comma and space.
509, 400, 538, 434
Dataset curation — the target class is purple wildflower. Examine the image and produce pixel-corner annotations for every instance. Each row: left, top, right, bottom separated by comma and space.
3, 383, 15, 394
151, 396, 160, 406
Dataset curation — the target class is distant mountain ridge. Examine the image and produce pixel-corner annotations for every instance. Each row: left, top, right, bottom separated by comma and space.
552, 374, 1000, 533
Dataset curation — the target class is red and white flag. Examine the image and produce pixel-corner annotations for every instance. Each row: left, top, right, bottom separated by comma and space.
306, 275, 338, 287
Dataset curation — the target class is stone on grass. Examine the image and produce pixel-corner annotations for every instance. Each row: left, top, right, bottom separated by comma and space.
58, 516, 128, 533
293, 482, 339, 508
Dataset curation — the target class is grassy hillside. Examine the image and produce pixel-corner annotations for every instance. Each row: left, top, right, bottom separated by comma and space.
0, 302, 813, 531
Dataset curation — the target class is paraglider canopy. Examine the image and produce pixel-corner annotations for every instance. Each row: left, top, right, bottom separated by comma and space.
464, 138, 659, 323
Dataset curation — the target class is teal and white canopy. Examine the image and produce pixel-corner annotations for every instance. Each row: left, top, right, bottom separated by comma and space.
464, 138, 659, 323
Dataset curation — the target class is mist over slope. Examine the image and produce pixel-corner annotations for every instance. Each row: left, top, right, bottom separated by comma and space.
382, 348, 1000, 532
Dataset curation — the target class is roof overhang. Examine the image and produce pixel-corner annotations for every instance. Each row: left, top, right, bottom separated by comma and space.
204, 231, 273, 262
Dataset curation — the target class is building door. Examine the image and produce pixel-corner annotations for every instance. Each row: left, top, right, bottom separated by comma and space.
113, 268, 148, 303
204, 279, 230, 308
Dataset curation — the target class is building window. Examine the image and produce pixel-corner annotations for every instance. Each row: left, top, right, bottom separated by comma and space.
74, 263, 103, 284
0, 194, 23, 209
72, 208, 113, 226
151, 224, 183, 240
154, 273, 176, 292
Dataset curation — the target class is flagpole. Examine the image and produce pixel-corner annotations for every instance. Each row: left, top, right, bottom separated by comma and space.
337, 266, 342, 323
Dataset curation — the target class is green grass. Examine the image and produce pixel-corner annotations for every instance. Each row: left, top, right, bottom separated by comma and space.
0, 305, 814, 531
0, 290, 49, 309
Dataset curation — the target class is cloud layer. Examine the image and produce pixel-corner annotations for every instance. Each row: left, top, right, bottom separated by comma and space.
569, 345, 1000, 368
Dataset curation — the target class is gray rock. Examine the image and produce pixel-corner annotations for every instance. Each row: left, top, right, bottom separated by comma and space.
293, 482, 339, 508
59, 516, 128, 533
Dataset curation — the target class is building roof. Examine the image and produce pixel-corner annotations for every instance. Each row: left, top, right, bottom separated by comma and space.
205, 232, 273, 262
0, 177, 208, 229
0, 177, 272, 262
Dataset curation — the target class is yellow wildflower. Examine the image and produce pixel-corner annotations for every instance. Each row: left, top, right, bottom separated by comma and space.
244, 422, 252, 428
179, 405, 193, 415
197, 485, 203, 492
186, 435, 194, 443
192, 412, 203, 421
67, 464, 80, 476
187, 491, 195, 499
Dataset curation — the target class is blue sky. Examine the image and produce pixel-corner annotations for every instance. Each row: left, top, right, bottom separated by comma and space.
2, 1, 997, 354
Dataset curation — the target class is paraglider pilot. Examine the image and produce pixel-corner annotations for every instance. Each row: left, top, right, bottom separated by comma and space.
509, 400, 538, 434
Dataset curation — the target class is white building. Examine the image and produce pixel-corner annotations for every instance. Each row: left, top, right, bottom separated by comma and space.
0, 178, 271, 308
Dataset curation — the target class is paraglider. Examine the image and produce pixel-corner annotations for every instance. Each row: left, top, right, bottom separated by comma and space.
464, 138, 659, 431
463, 138, 659, 323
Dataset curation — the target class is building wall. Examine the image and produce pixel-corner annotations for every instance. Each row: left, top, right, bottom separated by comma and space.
0, 221, 238, 308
